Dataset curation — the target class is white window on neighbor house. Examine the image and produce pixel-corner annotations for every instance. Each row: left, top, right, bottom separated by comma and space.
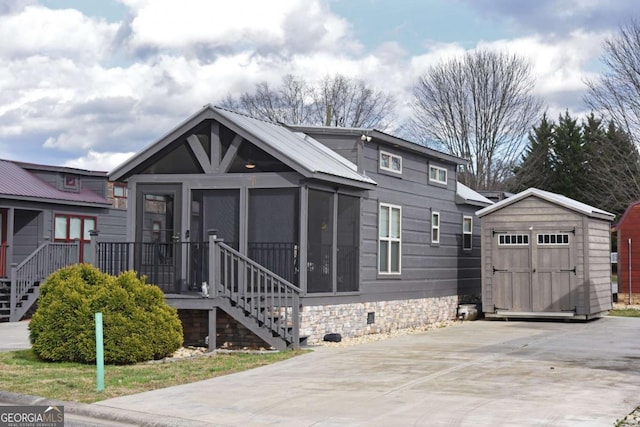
380, 151, 402, 174
463, 216, 473, 250
431, 211, 440, 244
379, 203, 401, 274
429, 165, 447, 185
54, 215, 96, 242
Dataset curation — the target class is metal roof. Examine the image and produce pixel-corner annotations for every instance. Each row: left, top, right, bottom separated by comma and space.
0, 159, 110, 206
288, 125, 467, 166
214, 107, 376, 186
476, 187, 615, 220
456, 182, 493, 207
110, 105, 376, 188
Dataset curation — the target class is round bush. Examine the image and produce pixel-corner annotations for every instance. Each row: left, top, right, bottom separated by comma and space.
29, 264, 183, 364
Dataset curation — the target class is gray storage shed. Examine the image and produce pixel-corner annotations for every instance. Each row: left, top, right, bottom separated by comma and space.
476, 188, 615, 319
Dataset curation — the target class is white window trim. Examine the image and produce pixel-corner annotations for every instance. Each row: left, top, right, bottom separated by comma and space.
431, 211, 440, 244
498, 234, 530, 246
378, 203, 402, 274
429, 165, 448, 185
536, 233, 570, 245
380, 150, 402, 174
463, 216, 472, 250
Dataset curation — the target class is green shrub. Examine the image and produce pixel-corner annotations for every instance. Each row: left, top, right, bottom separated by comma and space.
29, 264, 183, 364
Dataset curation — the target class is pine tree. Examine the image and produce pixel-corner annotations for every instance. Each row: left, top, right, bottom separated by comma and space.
510, 113, 554, 192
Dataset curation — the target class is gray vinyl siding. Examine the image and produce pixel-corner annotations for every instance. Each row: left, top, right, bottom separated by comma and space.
309, 133, 468, 303
12, 210, 42, 264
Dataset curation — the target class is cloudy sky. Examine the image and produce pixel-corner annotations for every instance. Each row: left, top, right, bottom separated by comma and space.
2, 0, 640, 172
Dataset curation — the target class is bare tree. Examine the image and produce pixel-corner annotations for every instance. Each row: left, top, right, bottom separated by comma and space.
221, 74, 396, 129
220, 75, 311, 124
411, 50, 543, 190
311, 74, 396, 128
585, 19, 640, 145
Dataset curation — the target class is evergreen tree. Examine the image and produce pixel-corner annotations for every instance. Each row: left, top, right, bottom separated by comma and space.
511, 113, 554, 192
551, 111, 587, 200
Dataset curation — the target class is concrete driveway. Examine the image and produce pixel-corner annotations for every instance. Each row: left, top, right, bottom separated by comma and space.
93, 317, 640, 427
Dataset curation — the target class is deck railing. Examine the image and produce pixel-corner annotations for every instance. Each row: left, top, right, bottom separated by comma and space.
10, 240, 80, 321
210, 234, 301, 349
93, 236, 301, 349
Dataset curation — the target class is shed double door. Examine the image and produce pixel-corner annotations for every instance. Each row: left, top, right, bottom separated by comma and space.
493, 230, 575, 312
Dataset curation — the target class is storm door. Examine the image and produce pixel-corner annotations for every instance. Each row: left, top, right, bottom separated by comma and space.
248, 188, 299, 285
492, 232, 532, 312
136, 185, 182, 292
190, 189, 240, 289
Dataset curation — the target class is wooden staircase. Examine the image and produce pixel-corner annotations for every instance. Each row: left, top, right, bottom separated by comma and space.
210, 239, 301, 350
1, 241, 79, 322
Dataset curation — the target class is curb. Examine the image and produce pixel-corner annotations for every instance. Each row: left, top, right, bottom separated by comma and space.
0, 390, 219, 426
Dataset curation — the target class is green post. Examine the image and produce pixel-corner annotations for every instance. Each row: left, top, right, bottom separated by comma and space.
95, 312, 104, 392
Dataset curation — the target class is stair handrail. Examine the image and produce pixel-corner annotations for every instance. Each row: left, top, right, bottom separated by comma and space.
208, 232, 301, 350
10, 239, 80, 321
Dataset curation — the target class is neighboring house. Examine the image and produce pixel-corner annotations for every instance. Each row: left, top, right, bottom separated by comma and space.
98, 105, 492, 349
613, 200, 640, 304
0, 160, 127, 321
477, 188, 614, 320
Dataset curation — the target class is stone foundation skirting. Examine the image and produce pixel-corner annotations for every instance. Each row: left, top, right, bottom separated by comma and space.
300, 295, 459, 345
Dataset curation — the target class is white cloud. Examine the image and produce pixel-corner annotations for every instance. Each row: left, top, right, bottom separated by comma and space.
63, 150, 135, 172
120, 0, 356, 55
0, 5, 117, 62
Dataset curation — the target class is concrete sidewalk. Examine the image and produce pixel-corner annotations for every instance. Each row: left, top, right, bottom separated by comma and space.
90, 317, 640, 426
0, 320, 31, 351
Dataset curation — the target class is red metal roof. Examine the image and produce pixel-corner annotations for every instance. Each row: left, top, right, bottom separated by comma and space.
0, 160, 110, 206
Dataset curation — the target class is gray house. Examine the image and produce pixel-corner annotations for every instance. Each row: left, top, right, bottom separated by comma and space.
100, 105, 491, 349
0, 160, 127, 321
476, 188, 614, 319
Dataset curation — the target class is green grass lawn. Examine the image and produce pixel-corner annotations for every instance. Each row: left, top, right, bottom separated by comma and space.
0, 349, 303, 403
609, 308, 640, 318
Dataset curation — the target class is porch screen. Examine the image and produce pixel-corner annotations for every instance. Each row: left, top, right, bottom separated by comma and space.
248, 188, 299, 285
307, 189, 334, 293
337, 194, 359, 292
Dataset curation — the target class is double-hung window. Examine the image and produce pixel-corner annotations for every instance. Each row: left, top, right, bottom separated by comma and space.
462, 216, 472, 250
379, 204, 401, 274
431, 212, 440, 244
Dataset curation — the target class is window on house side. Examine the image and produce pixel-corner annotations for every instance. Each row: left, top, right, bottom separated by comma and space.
429, 165, 447, 184
463, 216, 472, 250
113, 183, 128, 198
431, 212, 440, 244
380, 151, 402, 174
54, 215, 97, 243
379, 204, 401, 274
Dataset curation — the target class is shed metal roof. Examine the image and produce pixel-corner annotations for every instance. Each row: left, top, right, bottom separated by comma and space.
0, 159, 110, 206
476, 187, 614, 220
